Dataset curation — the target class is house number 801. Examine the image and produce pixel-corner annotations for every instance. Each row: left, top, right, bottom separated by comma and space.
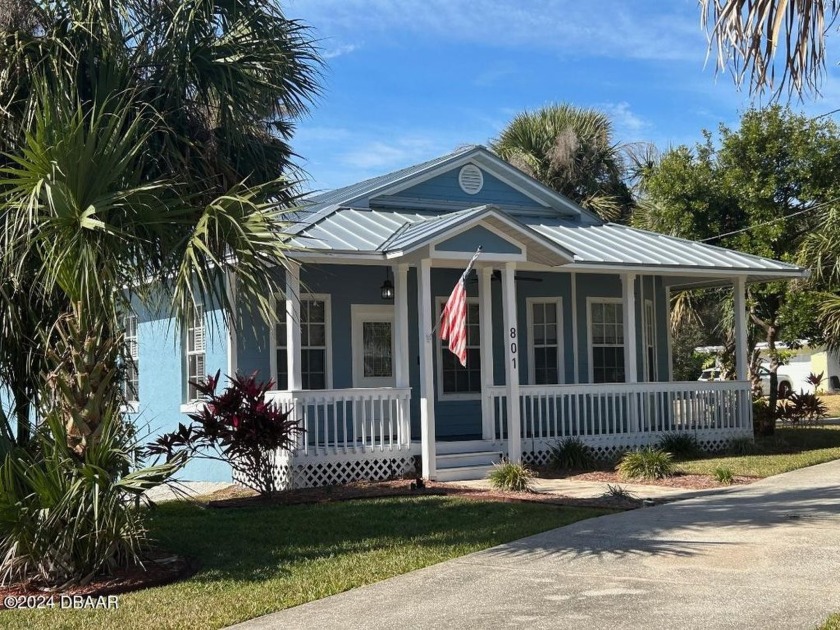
510, 327, 518, 368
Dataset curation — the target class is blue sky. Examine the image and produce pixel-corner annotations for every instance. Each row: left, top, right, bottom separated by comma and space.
285, 0, 840, 193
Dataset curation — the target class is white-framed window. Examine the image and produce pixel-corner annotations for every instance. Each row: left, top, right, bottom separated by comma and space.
588, 299, 625, 384
123, 314, 139, 403
527, 298, 563, 385
273, 294, 332, 390
351, 305, 395, 388
436, 297, 481, 399
644, 299, 657, 381
185, 304, 205, 401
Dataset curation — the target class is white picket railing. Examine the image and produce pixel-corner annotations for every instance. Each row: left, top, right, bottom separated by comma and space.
267, 387, 412, 457
489, 381, 752, 442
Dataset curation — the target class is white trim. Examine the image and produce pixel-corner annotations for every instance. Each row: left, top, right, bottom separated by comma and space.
525, 297, 565, 385
417, 259, 437, 479
123, 313, 139, 406
435, 295, 482, 401
393, 264, 410, 389
734, 277, 748, 381
350, 304, 396, 388
502, 262, 521, 462
270, 292, 333, 390
184, 303, 206, 402
586, 297, 623, 384
226, 272, 238, 378
479, 266, 495, 440
622, 273, 639, 384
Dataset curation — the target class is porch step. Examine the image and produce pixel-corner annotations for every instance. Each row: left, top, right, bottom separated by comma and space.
435, 464, 497, 483
436, 440, 498, 455
436, 450, 504, 470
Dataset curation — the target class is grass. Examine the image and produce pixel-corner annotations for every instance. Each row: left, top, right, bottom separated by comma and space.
5, 496, 607, 630
821, 614, 840, 629
819, 393, 840, 418
676, 426, 840, 478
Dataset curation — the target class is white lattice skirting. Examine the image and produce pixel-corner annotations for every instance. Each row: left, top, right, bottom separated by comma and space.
233, 447, 421, 491
517, 428, 752, 467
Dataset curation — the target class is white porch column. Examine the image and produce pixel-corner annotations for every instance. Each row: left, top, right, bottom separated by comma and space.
286, 262, 302, 391
570, 272, 579, 384
417, 259, 436, 479
393, 264, 410, 389
734, 276, 748, 381
622, 272, 638, 383
502, 262, 521, 463
479, 266, 494, 440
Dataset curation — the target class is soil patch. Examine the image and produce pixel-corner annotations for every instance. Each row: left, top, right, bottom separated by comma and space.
558, 470, 756, 489
0, 551, 194, 608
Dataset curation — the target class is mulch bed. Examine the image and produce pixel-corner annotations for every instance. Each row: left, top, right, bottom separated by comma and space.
547, 469, 756, 489
205, 479, 641, 511
0, 551, 195, 608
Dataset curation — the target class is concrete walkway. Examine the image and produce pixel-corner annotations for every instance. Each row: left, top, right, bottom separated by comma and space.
233, 460, 840, 630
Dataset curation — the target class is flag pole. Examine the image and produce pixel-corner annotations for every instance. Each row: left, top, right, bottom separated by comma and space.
427, 246, 482, 340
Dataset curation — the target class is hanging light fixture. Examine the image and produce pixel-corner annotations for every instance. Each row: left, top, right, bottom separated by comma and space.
380, 267, 394, 300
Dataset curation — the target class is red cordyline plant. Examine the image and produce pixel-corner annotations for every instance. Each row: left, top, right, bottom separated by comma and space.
147, 371, 302, 497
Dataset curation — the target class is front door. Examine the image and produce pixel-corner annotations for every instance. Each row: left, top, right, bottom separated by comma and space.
351, 305, 396, 388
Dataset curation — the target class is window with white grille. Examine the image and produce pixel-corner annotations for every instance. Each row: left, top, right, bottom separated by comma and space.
589, 300, 625, 383
186, 304, 205, 401
275, 295, 331, 390
528, 299, 563, 385
645, 300, 657, 381
123, 314, 139, 403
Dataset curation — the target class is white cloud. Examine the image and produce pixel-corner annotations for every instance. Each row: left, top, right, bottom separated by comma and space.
322, 43, 359, 59
598, 101, 650, 137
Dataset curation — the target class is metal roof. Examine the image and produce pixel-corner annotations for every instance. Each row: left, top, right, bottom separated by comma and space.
290, 206, 805, 279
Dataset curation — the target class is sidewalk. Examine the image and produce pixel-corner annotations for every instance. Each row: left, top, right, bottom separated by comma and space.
233, 459, 840, 630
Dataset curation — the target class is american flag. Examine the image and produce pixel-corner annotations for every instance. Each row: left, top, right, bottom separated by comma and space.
439, 248, 482, 367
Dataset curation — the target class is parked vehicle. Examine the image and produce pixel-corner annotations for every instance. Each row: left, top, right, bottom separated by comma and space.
697, 365, 793, 397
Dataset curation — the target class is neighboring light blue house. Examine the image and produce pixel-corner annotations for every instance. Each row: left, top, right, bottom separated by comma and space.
130, 145, 806, 485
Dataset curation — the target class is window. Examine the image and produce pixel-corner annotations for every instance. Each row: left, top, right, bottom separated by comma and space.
123, 314, 139, 403
528, 299, 562, 385
274, 295, 331, 390
186, 304, 205, 401
644, 300, 657, 381
362, 322, 393, 378
437, 299, 481, 396
589, 300, 625, 383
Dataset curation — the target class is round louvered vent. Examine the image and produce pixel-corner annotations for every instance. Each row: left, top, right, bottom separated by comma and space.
458, 164, 484, 194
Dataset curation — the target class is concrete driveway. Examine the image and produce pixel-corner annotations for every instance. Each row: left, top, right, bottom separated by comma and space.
233, 460, 840, 630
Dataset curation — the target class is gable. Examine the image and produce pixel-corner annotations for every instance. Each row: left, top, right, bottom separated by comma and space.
434, 225, 522, 255
374, 164, 540, 209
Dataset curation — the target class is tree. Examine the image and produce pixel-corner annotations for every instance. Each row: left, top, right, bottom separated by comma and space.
636, 105, 840, 433
490, 104, 634, 222
700, 0, 840, 97
0, 0, 321, 444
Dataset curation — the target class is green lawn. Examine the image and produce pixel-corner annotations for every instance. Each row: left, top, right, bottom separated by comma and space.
675, 426, 840, 478
821, 614, 840, 629
5, 496, 607, 630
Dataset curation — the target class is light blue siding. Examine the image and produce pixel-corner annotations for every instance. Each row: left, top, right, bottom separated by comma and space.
436, 225, 522, 255
383, 167, 538, 208
131, 297, 231, 482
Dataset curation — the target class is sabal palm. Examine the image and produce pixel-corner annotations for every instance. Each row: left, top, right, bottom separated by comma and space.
491, 104, 632, 222
0, 0, 320, 443
700, 0, 840, 96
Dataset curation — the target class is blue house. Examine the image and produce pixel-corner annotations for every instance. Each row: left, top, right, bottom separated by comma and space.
130, 145, 805, 485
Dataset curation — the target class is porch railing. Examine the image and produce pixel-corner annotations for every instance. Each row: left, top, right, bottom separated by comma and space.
267, 387, 412, 457
489, 381, 752, 442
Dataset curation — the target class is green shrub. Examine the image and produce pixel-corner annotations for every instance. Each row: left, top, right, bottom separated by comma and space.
487, 460, 535, 492
728, 436, 756, 455
0, 413, 183, 587
656, 433, 700, 459
713, 467, 734, 485
547, 437, 594, 470
616, 447, 674, 480
603, 484, 635, 500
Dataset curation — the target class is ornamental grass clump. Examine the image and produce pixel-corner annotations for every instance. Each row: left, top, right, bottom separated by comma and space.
616, 447, 674, 480
548, 437, 595, 470
656, 432, 700, 460
487, 460, 536, 492
713, 466, 735, 485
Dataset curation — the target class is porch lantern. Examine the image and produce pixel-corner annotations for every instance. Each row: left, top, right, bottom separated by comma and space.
380, 268, 394, 300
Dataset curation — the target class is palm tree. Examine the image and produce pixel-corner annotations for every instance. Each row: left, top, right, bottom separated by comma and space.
700, 0, 840, 97
0, 0, 321, 444
490, 104, 633, 222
